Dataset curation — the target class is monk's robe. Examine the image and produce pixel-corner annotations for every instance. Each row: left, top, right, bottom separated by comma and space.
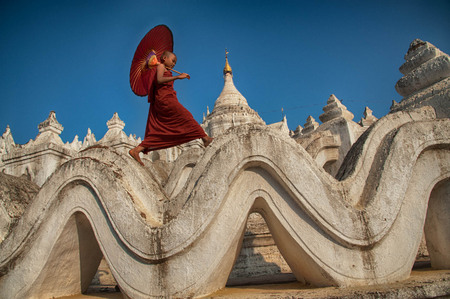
139, 69, 206, 153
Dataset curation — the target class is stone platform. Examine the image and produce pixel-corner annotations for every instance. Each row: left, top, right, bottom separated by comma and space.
62, 268, 450, 299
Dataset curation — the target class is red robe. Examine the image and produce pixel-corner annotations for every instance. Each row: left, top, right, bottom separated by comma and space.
139, 69, 206, 153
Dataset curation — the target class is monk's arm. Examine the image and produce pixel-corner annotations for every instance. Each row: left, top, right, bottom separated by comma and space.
156, 64, 189, 84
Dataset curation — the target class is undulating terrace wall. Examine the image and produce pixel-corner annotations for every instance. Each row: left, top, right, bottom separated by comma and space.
0, 105, 449, 298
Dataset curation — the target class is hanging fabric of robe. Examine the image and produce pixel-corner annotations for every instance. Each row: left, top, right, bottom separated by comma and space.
139, 69, 206, 153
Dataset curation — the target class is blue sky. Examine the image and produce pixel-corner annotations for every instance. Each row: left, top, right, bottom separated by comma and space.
1, 0, 449, 144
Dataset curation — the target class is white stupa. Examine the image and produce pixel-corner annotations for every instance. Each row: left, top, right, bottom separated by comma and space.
202, 51, 265, 137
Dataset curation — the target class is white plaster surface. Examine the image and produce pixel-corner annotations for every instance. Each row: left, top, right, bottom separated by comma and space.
0, 106, 448, 298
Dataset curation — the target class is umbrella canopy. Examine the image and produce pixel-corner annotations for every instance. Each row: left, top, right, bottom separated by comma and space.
130, 25, 173, 96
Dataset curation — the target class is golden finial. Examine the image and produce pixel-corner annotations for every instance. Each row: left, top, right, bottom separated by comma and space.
223, 48, 232, 75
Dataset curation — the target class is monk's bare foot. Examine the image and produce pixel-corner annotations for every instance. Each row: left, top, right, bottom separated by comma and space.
129, 148, 144, 166
202, 136, 214, 147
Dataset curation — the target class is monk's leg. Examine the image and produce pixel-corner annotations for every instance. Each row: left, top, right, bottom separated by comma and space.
129, 145, 145, 166
202, 136, 214, 147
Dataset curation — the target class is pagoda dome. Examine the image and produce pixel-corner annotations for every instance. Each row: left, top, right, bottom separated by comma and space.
202, 51, 265, 137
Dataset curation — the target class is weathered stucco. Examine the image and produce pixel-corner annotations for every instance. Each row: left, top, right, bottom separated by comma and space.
0, 172, 39, 241
0, 39, 448, 298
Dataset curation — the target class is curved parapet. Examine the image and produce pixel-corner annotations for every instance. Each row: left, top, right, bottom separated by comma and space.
0, 107, 449, 298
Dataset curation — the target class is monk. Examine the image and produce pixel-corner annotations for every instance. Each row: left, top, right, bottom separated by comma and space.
129, 51, 213, 166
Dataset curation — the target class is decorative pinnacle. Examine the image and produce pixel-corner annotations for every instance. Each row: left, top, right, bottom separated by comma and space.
38, 111, 63, 134
223, 48, 232, 75
106, 112, 125, 130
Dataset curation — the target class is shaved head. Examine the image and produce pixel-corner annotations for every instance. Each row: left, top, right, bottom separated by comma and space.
161, 51, 176, 60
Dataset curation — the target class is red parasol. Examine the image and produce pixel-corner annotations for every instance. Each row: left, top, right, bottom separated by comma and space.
130, 25, 174, 97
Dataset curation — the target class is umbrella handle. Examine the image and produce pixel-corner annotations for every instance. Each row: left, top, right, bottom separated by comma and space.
168, 67, 181, 75
168, 68, 190, 79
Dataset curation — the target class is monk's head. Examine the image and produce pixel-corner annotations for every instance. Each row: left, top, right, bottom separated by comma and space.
161, 51, 177, 68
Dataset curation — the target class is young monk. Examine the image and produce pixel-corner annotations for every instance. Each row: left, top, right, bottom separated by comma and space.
129, 51, 213, 166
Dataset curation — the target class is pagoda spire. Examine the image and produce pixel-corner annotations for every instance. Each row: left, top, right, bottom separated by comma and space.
223, 49, 232, 75
214, 50, 248, 109
202, 50, 265, 137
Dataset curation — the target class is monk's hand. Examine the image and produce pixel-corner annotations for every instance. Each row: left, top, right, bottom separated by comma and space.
178, 73, 190, 80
